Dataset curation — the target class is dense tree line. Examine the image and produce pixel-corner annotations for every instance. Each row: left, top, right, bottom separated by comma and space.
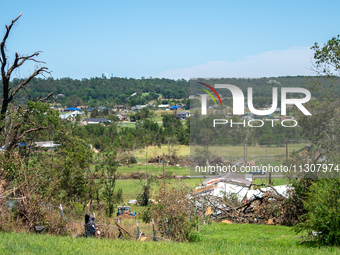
190, 76, 337, 99
3, 77, 189, 107
2, 76, 337, 109
190, 113, 303, 147
69, 112, 190, 151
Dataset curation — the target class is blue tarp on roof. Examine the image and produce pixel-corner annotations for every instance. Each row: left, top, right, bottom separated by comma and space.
68, 107, 82, 111
171, 106, 179, 110
0, 143, 29, 150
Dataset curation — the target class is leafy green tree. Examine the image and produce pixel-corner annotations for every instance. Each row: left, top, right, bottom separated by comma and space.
75, 114, 81, 122
293, 35, 340, 244
298, 35, 340, 169
137, 174, 158, 206
311, 35, 340, 76
97, 148, 123, 217
57, 133, 94, 203
90, 108, 99, 118
66, 95, 83, 108
107, 114, 119, 122
295, 179, 340, 245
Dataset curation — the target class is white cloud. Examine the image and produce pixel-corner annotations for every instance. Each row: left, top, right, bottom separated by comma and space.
157, 47, 315, 79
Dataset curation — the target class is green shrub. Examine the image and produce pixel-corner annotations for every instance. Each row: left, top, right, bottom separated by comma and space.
149, 182, 197, 242
139, 207, 152, 223
295, 179, 340, 245
188, 231, 201, 242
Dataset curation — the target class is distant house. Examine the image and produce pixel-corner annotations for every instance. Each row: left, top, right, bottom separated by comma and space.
213, 110, 227, 115
274, 108, 281, 113
158, 104, 169, 109
241, 115, 253, 121
34, 141, 60, 148
59, 110, 82, 120
136, 105, 147, 110
82, 118, 110, 125
116, 114, 127, 121
33, 141, 60, 151
121, 113, 127, 120
176, 111, 190, 119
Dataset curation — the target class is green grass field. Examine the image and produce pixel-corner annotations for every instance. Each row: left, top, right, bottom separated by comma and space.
132, 143, 305, 162
194, 143, 308, 159
252, 177, 290, 186
116, 178, 203, 202
1, 224, 338, 254
116, 143, 307, 178
118, 164, 190, 176
133, 145, 191, 159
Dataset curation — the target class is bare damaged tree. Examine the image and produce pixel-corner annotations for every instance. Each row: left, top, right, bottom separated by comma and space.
0, 14, 54, 154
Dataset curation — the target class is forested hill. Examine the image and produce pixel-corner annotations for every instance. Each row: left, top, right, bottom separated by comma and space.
4, 76, 335, 106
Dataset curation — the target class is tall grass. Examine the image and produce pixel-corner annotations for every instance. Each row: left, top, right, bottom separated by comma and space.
1, 224, 339, 255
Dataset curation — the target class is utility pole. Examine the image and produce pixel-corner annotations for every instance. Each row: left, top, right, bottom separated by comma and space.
266, 146, 271, 185
244, 139, 246, 166
286, 139, 288, 161
265, 146, 268, 167
145, 150, 148, 186
163, 153, 166, 187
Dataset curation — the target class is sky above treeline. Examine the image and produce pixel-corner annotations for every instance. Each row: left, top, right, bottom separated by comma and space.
1, 0, 339, 80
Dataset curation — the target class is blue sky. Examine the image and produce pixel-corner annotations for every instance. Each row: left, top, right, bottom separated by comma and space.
1, 0, 339, 80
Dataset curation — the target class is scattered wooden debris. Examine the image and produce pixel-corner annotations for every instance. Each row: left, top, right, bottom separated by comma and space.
194, 184, 298, 225
114, 218, 133, 237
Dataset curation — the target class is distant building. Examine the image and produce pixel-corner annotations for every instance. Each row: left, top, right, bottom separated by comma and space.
176, 111, 190, 119
34, 141, 60, 148
158, 104, 169, 109
136, 105, 147, 110
82, 118, 110, 125
274, 108, 281, 113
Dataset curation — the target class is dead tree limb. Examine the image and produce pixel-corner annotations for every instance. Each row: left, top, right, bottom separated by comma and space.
0, 14, 51, 133
0, 14, 54, 156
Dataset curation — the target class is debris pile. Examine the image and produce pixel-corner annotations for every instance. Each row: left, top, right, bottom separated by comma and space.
148, 154, 190, 166
192, 173, 297, 225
